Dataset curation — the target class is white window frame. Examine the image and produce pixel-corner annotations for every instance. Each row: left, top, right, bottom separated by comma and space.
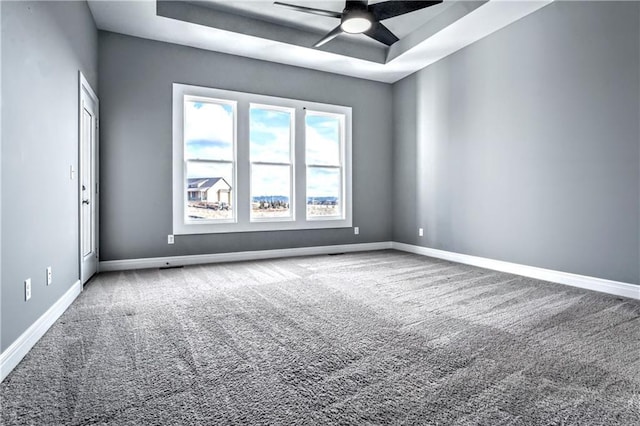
173, 83, 352, 235
249, 103, 295, 223
183, 95, 237, 225
305, 110, 346, 221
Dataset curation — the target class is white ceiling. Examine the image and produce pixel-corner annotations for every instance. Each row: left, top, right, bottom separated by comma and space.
88, 0, 552, 83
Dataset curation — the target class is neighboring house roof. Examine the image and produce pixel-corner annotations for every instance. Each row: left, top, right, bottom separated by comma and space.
187, 177, 231, 190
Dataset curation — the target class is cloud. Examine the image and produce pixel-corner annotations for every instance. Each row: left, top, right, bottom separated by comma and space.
251, 164, 290, 197
307, 167, 340, 198
256, 108, 291, 123
186, 139, 233, 161
184, 101, 234, 160
305, 115, 341, 166
183, 105, 342, 200
250, 122, 291, 162
250, 108, 292, 163
187, 162, 233, 185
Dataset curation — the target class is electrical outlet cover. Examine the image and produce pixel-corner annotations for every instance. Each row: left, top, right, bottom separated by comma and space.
25, 278, 31, 301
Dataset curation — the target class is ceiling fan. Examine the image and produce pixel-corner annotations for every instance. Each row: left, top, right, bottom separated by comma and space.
274, 0, 443, 47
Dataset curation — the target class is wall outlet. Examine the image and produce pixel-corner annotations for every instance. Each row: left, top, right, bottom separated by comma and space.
167, 234, 175, 244
418, 228, 424, 237
354, 227, 359, 235
25, 278, 31, 301
46, 267, 52, 285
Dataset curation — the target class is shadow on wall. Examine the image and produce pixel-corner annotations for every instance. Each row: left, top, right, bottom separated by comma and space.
415, 62, 452, 249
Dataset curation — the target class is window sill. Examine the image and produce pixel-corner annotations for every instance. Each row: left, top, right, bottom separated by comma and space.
173, 217, 353, 235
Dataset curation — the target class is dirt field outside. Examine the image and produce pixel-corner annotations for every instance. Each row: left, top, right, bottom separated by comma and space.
306, 205, 340, 217
187, 204, 233, 220
187, 203, 341, 220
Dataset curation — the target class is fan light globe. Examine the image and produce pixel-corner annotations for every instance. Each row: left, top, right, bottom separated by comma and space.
341, 17, 371, 34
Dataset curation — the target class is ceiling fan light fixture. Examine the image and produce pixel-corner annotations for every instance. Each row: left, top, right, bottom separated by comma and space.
340, 13, 372, 34
275, 0, 443, 46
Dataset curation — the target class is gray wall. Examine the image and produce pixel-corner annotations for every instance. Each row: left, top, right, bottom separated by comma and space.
98, 32, 393, 261
1, 1, 98, 351
393, 1, 640, 285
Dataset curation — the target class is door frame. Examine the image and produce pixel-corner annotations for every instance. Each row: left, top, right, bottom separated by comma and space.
78, 71, 99, 284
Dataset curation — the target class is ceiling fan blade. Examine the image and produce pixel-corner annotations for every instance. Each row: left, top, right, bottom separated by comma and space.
314, 25, 344, 47
369, 0, 442, 21
346, 0, 369, 9
364, 22, 399, 46
273, 2, 342, 19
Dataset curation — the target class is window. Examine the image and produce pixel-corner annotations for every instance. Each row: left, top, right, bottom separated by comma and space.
183, 98, 236, 222
305, 112, 344, 220
173, 84, 352, 234
250, 105, 294, 221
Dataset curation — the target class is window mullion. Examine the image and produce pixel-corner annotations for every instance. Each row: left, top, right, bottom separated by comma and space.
295, 106, 307, 222
306, 164, 341, 169
251, 161, 291, 167
236, 99, 251, 225
186, 159, 234, 165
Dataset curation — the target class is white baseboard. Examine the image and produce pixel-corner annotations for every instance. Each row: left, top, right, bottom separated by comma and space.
100, 241, 639, 300
392, 242, 640, 300
0, 280, 82, 382
99, 242, 393, 272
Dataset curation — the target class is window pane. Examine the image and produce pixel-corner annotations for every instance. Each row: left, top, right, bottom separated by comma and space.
250, 107, 291, 163
251, 164, 291, 219
305, 113, 341, 166
307, 167, 341, 218
184, 100, 234, 161
186, 162, 233, 221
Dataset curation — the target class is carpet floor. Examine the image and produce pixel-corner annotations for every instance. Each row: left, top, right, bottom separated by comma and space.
1, 250, 639, 425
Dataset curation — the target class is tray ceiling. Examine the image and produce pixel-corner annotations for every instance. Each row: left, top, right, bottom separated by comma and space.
88, 0, 552, 83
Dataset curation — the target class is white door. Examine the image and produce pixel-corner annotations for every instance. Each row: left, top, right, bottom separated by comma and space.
79, 73, 99, 284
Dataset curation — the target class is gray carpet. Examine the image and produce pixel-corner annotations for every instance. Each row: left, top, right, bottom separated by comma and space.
1, 250, 639, 425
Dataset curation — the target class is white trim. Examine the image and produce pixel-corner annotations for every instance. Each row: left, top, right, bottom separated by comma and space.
392, 242, 640, 300
99, 242, 640, 300
79, 72, 98, 104
172, 83, 353, 235
1, 280, 83, 382
99, 242, 392, 272
79, 71, 100, 284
